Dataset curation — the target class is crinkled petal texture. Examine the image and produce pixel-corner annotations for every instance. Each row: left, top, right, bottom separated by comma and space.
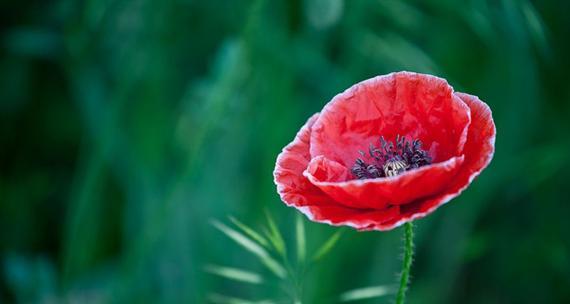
274, 72, 495, 231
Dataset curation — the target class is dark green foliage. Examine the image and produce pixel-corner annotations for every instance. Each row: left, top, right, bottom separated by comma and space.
1, 0, 569, 303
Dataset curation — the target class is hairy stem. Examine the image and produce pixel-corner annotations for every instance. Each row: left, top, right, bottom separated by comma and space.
396, 222, 414, 304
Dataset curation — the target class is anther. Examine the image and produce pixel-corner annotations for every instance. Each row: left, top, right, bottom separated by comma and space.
351, 135, 432, 179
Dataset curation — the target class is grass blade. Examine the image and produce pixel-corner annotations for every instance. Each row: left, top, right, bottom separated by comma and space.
212, 220, 267, 257
229, 216, 270, 248
295, 214, 306, 263
312, 230, 343, 262
208, 293, 276, 304
259, 256, 287, 279
339, 285, 396, 302
204, 264, 264, 284
264, 211, 286, 256
211, 220, 286, 278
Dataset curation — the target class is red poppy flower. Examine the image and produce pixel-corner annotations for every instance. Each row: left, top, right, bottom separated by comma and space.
273, 72, 495, 231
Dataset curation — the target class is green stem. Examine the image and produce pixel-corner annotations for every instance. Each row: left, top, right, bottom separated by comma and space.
396, 222, 414, 304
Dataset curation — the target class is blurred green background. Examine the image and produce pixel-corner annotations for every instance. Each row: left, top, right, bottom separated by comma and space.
1, 0, 570, 303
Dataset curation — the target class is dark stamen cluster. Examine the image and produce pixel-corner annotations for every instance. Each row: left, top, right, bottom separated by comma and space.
351, 135, 432, 180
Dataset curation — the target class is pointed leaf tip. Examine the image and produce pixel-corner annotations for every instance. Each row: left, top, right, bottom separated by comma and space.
204, 264, 264, 284
339, 285, 396, 301
312, 230, 343, 262
295, 214, 306, 263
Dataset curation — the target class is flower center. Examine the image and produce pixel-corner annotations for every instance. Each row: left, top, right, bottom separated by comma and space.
351, 135, 432, 179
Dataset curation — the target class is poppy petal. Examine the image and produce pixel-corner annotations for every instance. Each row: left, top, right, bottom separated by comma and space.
303, 154, 465, 209
377, 92, 496, 230
274, 114, 332, 208
274, 73, 495, 232
296, 204, 401, 231
274, 114, 404, 230
309, 72, 471, 169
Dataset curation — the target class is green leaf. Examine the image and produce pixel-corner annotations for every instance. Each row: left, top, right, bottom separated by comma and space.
208, 293, 276, 304
312, 230, 343, 262
211, 220, 286, 278
229, 216, 270, 248
204, 264, 263, 284
259, 255, 287, 279
263, 211, 286, 257
295, 214, 306, 263
212, 220, 266, 257
339, 285, 396, 302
